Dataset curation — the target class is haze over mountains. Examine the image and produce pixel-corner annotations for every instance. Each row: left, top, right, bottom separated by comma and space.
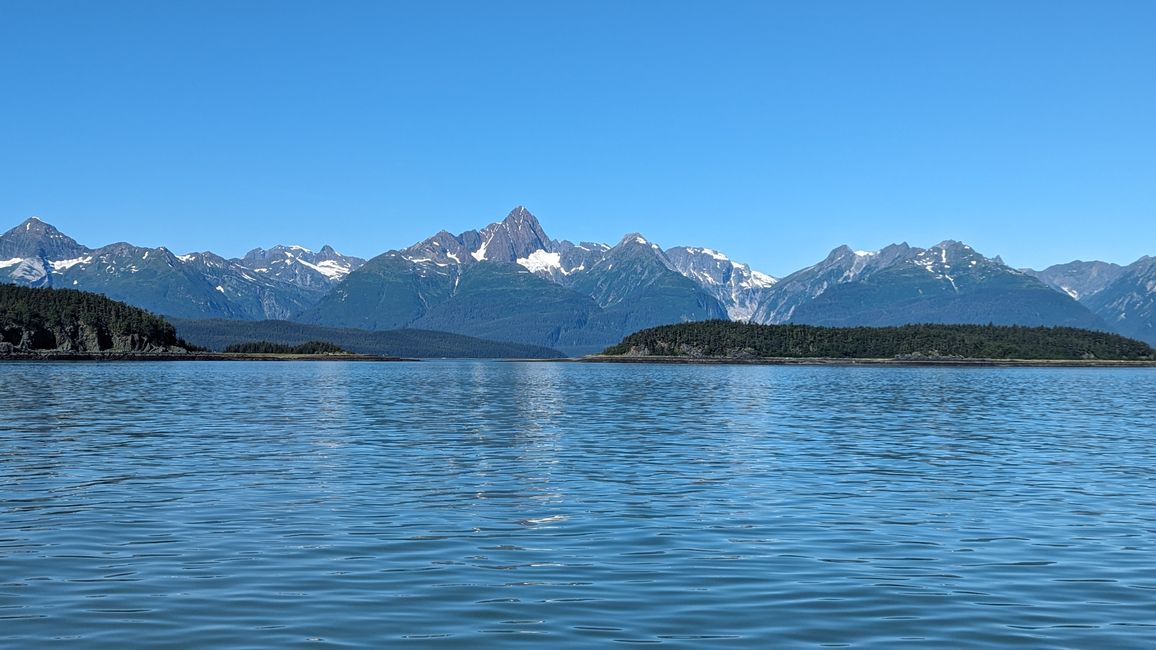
3, 208, 1153, 352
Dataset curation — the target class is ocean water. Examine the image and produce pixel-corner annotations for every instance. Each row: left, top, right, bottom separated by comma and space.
2, 360, 1155, 648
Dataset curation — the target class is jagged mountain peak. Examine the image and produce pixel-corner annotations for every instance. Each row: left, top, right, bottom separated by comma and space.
496, 206, 548, 238
1, 216, 89, 262
664, 245, 778, 321
503, 205, 536, 224
239, 243, 364, 286
13, 216, 60, 234
604, 233, 675, 273
5, 217, 65, 239
817, 244, 879, 267
468, 206, 552, 263
616, 232, 649, 246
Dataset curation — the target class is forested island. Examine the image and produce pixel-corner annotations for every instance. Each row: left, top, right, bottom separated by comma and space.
598, 320, 1155, 363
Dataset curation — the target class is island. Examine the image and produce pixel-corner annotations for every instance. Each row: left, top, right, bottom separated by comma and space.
590, 320, 1156, 366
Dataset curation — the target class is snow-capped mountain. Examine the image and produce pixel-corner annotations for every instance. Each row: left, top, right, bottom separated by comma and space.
4, 208, 1151, 350
299, 208, 728, 352
241, 245, 364, 293
392, 206, 608, 284
0, 217, 361, 320
753, 240, 1105, 330
0, 217, 89, 287
665, 246, 777, 321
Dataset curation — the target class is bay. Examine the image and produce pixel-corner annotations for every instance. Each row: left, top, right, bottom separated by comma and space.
2, 361, 1155, 647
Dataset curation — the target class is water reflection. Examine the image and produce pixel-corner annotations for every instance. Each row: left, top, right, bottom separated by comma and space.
1, 361, 1155, 647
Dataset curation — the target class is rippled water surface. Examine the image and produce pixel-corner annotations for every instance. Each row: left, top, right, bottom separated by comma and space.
2, 361, 1156, 648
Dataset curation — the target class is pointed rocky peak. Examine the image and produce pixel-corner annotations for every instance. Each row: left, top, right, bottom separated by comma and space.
470, 206, 552, 263
823, 244, 855, 262
616, 232, 649, 246
502, 205, 538, 227
495, 205, 549, 244
1, 217, 89, 261
315, 245, 363, 266
13, 216, 59, 236
609, 232, 668, 258
790, 244, 870, 278
613, 233, 666, 253
773, 243, 897, 289
594, 232, 678, 274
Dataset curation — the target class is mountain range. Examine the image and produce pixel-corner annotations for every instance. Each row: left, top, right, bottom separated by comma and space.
3, 208, 1153, 352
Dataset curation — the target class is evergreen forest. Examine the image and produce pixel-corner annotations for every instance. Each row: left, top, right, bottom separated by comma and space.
602, 320, 1154, 360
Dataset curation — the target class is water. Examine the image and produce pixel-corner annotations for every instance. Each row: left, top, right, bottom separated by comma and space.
2, 361, 1155, 648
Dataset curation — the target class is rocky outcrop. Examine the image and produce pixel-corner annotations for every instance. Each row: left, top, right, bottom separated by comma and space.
0, 284, 191, 355
0, 322, 187, 354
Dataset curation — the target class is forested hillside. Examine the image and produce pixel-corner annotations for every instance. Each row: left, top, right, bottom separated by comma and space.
603, 320, 1154, 360
0, 284, 190, 352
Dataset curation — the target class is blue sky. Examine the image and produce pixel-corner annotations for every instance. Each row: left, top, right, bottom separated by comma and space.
2, 1, 1153, 276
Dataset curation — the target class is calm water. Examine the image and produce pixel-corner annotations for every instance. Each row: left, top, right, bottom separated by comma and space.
2, 361, 1155, 648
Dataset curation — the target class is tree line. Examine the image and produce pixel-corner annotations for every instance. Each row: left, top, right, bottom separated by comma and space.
224, 340, 347, 354
602, 320, 1155, 360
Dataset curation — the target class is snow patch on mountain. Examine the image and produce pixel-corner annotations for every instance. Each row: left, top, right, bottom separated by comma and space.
517, 250, 564, 275
50, 256, 93, 271
298, 258, 353, 280
8, 259, 48, 283
748, 270, 777, 288
471, 237, 491, 262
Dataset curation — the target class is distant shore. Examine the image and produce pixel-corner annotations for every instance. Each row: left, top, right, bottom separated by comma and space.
579, 355, 1156, 367
0, 352, 415, 362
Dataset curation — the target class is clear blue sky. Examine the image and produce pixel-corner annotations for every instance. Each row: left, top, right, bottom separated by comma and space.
2, 1, 1153, 276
